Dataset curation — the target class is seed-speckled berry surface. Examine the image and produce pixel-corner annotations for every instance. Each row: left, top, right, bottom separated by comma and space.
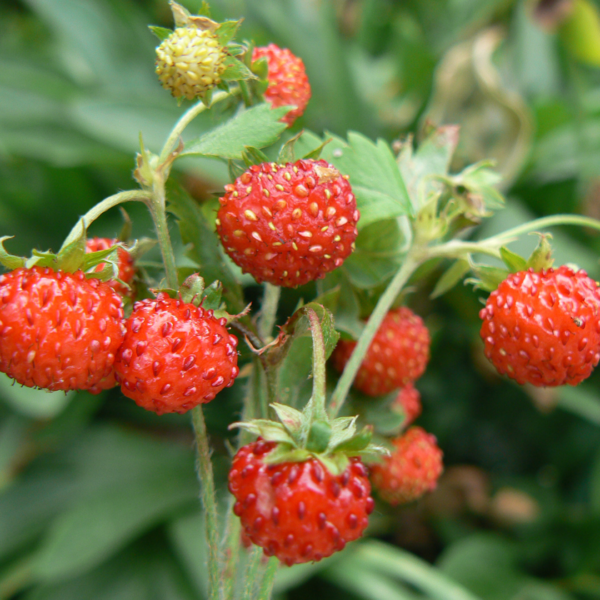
332, 307, 430, 396
393, 383, 422, 427
371, 427, 443, 505
86, 237, 135, 298
216, 159, 359, 288
479, 266, 600, 387
252, 44, 311, 126
115, 293, 239, 414
228, 440, 374, 565
0, 267, 125, 392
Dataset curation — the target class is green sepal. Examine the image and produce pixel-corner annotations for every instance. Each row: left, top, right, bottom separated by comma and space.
220, 56, 256, 82
270, 403, 303, 441
466, 265, 510, 292
331, 425, 373, 453
149, 26, 173, 42
56, 219, 87, 273
196, 0, 211, 17
117, 208, 133, 242
306, 420, 332, 453
318, 454, 350, 477
215, 20, 242, 45
0, 237, 26, 271
229, 419, 296, 446
251, 56, 269, 80
127, 237, 156, 261
200, 281, 224, 311
302, 138, 332, 161
180, 273, 205, 305
500, 246, 527, 273
262, 445, 310, 465
228, 160, 247, 181
201, 87, 214, 108
430, 259, 470, 299
526, 233, 554, 272
242, 146, 270, 167
277, 131, 304, 165
328, 415, 358, 448
227, 43, 246, 57
82, 246, 121, 281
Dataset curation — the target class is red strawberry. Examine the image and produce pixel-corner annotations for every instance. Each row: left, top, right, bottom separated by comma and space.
228, 440, 374, 565
252, 44, 311, 127
479, 266, 600, 387
86, 237, 135, 297
392, 383, 422, 427
331, 307, 430, 396
0, 267, 125, 392
216, 159, 359, 288
370, 427, 443, 505
114, 293, 239, 414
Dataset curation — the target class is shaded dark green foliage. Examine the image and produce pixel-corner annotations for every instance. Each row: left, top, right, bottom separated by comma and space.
2, 0, 600, 598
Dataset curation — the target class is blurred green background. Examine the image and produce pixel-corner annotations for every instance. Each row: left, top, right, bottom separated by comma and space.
2, 0, 600, 598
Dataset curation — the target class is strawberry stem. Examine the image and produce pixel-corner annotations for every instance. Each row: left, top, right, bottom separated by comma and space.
242, 547, 264, 600
329, 253, 423, 418
257, 558, 279, 600
62, 190, 152, 248
191, 406, 221, 600
257, 282, 281, 341
306, 308, 328, 423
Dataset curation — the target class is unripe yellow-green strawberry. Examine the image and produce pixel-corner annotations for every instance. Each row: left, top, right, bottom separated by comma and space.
155, 27, 226, 100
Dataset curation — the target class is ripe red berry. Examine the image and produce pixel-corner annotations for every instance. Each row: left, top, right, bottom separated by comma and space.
114, 293, 239, 414
479, 266, 600, 387
216, 159, 359, 288
228, 440, 375, 565
252, 44, 311, 127
370, 427, 443, 505
392, 383, 422, 427
86, 237, 135, 297
0, 267, 125, 392
331, 307, 430, 396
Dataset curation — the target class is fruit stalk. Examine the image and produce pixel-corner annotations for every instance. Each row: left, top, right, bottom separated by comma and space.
257, 558, 279, 600
257, 282, 281, 341
191, 406, 221, 600
307, 308, 328, 421
328, 253, 422, 417
62, 190, 152, 248
241, 547, 264, 600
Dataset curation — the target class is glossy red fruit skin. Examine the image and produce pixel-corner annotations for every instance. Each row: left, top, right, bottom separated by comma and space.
479, 266, 600, 387
392, 383, 422, 427
216, 159, 359, 288
252, 44, 311, 127
228, 440, 375, 566
371, 427, 443, 505
86, 237, 135, 298
0, 267, 125, 392
114, 293, 239, 414
331, 307, 430, 396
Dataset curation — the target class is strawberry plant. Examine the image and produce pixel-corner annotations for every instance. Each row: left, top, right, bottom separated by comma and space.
2, 1, 600, 599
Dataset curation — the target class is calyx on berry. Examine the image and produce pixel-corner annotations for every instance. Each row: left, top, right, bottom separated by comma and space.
230, 307, 387, 475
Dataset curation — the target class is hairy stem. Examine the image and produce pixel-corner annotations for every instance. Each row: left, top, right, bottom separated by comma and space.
241, 547, 264, 600
191, 406, 221, 600
257, 558, 279, 600
328, 253, 423, 418
307, 308, 328, 422
159, 90, 234, 164
62, 190, 152, 248
257, 283, 281, 341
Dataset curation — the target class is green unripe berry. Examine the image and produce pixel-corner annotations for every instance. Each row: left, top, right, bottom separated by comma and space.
155, 27, 226, 100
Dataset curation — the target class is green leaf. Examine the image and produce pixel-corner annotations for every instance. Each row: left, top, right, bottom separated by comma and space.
148, 26, 172, 42
167, 184, 245, 314
397, 126, 460, 210
326, 132, 412, 228
499, 246, 527, 273
431, 260, 470, 299
180, 104, 289, 160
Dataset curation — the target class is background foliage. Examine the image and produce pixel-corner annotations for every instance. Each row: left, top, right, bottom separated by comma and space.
1, 0, 600, 598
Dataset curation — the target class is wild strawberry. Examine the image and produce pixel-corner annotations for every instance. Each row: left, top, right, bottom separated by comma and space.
479, 266, 600, 387
228, 440, 374, 565
216, 159, 359, 288
370, 427, 443, 505
252, 44, 311, 126
114, 293, 239, 414
331, 307, 430, 396
86, 237, 135, 298
392, 383, 422, 427
155, 27, 226, 100
0, 267, 125, 392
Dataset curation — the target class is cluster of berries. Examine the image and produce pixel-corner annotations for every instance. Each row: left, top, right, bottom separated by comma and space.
332, 307, 444, 505
0, 242, 239, 414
